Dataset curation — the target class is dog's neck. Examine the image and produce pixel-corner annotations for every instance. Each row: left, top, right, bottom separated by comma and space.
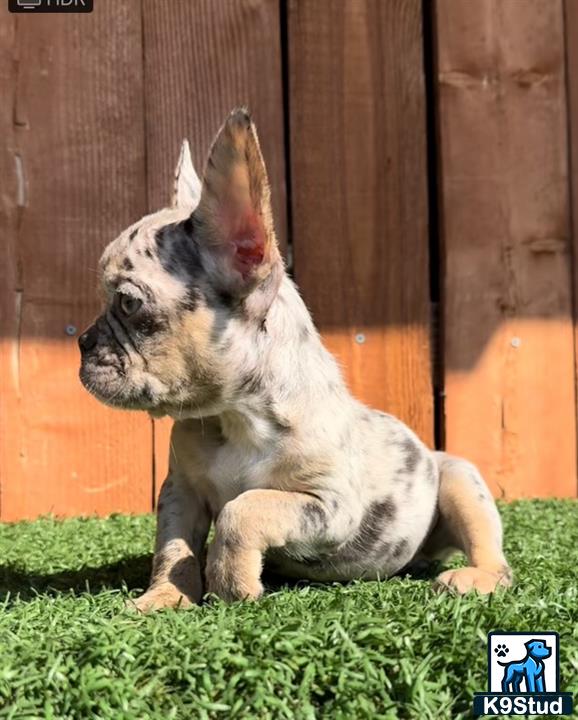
212, 274, 350, 448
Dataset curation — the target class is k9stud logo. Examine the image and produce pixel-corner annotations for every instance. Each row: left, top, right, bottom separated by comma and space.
9, 0, 93, 12
473, 632, 574, 716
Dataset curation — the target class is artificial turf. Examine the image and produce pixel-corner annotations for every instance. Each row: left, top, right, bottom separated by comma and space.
0, 500, 576, 719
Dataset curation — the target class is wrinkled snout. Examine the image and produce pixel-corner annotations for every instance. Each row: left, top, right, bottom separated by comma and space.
78, 317, 128, 404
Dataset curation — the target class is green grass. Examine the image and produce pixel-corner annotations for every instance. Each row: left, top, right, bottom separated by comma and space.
0, 501, 576, 719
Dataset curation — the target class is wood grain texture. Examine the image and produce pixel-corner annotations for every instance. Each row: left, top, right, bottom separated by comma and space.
288, 0, 433, 445
142, 0, 286, 246
567, 0, 578, 491
0, 3, 153, 520
436, 0, 576, 497
142, 0, 287, 491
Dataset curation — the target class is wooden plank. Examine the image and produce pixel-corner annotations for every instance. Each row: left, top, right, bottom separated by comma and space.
567, 0, 578, 492
435, 0, 576, 498
142, 0, 286, 247
287, 0, 433, 445
142, 0, 287, 491
0, 3, 153, 520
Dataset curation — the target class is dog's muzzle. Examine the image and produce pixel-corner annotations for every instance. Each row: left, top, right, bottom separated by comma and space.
78, 325, 98, 353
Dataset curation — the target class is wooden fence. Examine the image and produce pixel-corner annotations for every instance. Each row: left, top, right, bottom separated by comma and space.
1, 0, 577, 521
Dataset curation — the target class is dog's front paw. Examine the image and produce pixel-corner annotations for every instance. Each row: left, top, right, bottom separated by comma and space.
126, 583, 194, 613
205, 546, 264, 603
434, 566, 512, 595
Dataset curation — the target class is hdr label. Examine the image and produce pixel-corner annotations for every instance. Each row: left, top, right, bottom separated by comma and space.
9, 0, 93, 12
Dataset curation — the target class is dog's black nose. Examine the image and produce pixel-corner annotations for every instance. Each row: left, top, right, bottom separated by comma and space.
78, 325, 98, 352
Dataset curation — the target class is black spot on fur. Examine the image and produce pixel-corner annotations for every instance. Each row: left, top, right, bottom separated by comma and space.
131, 308, 169, 337
381, 497, 397, 521
145, 248, 154, 259
338, 498, 397, 563
426, 456, 438, 485
300, 502, 327, 534
392, 538, 409, 559
122, 257, 134, 271
478, 493, 486, 501
399, 437, 421, 474
215, 289, 236, 309
155, 223, 204, 285
236, 372, 263, 396
180, 287, 200, 313
129, 229, 138, 241
374, 539, 392, 559
181, 216, 194, 236
138, 383, 154, 404
155, 228, 168, 249
471, 472, 482, 487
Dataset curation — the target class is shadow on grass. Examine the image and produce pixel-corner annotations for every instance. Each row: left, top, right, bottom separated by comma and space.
262, 559, 443, 592
0, 555, 443, 604
0, 554, 152, 602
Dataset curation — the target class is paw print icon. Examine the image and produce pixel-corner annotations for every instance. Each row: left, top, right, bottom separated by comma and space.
494, 643, 509, 658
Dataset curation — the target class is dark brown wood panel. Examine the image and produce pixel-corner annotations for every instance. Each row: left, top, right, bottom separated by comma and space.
436, 0, 576, 498
0, 3, 153, 520
288, 0, 433, 445
142, 0, 287, 489
142, 0, 286, 245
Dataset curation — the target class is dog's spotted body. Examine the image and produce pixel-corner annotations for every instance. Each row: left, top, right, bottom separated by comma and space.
79, 110, 512, 609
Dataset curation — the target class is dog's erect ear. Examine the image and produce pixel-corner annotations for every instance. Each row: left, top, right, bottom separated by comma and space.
193, 109, 281, 297
171, 139, 202, 211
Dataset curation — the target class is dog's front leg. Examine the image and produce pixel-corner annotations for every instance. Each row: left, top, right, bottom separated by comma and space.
129, 474, 210, 612
206, 489, 331, 602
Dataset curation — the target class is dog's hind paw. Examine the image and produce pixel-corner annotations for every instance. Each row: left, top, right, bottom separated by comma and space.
434, 566, 512, 595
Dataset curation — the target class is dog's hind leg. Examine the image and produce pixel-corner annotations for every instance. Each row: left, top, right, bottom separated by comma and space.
421, 452, 512, 594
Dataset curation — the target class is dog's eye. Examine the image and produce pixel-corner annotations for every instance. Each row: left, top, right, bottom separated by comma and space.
118, 294, 142, 317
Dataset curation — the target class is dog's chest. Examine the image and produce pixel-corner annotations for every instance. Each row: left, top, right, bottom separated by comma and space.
203, 442, 276, 510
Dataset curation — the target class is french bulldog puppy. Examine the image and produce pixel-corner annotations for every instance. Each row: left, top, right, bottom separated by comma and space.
79, 109, 512, 610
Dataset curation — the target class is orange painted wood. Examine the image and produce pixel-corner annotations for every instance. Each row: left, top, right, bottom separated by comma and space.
288, 0, 433, 445
0, 4, 153, 520
567, 0, 578, 492
142, 0, 287, 493
435, 0, 576, 498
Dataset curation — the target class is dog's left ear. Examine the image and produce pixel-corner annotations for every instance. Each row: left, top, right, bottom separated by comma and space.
171, 139, 202, 211
193, 108, 281, 298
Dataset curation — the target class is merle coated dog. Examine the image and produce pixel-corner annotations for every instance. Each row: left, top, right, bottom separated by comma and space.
79, 109, 512, 610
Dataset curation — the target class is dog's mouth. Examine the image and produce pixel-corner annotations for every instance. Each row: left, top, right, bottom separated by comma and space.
79, 361, 156, 411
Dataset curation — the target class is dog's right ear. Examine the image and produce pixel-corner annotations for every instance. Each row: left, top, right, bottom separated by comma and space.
171, 139, 202, 212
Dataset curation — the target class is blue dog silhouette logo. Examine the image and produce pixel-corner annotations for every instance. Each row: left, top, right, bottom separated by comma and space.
498, 638, 551, 693
473, 632, 574, 716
